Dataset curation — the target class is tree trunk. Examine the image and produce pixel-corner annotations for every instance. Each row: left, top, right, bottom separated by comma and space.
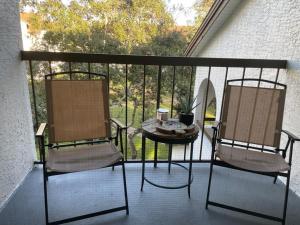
127, 128, 141, 159
127, 97, 139, 158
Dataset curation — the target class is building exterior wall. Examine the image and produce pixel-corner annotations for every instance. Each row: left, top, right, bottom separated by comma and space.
192, 0, 300, 195
0, 0, 35, 209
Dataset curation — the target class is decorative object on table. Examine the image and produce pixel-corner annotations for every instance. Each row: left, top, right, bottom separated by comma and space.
176, 96, 201, 126
156, 108, 169, 121
155, 119, 196, 136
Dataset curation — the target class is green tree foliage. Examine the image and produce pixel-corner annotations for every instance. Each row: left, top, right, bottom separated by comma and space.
192, 0, 215, 33
26, 0, 180, 54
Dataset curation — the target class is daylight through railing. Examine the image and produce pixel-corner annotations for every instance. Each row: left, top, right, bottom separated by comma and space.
21, 51, 287, 164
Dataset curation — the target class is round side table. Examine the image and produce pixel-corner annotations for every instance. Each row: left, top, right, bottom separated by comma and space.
140, 119, 199, 197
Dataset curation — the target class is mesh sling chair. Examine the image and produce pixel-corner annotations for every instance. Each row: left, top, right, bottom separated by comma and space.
205, 78, 300, 225
35, 71, 129, 225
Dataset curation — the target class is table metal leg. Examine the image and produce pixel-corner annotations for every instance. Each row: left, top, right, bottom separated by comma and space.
168, 144, 172, 173
154, 141, 158, 168
188, 141, 194, 198
141, 135, 146, 191
184, 144, 187, 161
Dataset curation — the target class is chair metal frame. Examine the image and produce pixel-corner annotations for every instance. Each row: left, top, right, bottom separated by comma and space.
35, 71, 129, 225
205, 78, 300, 225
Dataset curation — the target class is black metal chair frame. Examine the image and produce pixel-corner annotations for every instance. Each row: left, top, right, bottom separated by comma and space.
205, 78, 300, 225
36, 71, 129, 225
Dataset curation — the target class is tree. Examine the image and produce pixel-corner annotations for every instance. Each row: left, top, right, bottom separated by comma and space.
192, 0, 215, 33
26, 0, 174, 53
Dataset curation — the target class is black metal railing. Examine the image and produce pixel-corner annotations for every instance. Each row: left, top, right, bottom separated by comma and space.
21, 51, 287, 163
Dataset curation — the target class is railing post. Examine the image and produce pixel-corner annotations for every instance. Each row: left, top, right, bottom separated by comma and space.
154, 65, 162, 167
125, 64, 128, 161
199, 66, 211, 160
29, 60, 38, 130
170, 66, 176, 118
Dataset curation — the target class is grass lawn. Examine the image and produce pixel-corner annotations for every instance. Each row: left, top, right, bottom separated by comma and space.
128, 135, 169, 160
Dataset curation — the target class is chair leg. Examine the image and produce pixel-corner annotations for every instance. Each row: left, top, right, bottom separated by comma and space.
282, 171, 291, 225
206, 160, 214, 209
121, 162, 129, 215
43, 167, 49, 225
154, 141, 158, 168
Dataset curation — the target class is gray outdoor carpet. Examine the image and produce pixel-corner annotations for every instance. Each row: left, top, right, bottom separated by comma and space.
1, 163, 300, 225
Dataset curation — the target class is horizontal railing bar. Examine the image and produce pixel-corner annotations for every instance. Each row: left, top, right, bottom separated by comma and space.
21, 51, 287, 68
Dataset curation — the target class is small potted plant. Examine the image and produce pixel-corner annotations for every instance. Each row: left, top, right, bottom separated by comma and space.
176, 96, 201, 126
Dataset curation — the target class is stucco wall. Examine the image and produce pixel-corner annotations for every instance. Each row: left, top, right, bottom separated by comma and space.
0, 1, 35, 209
192, 0, 300, 195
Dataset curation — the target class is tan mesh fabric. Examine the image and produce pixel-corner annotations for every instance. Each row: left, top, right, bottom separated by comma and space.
46, 143, 122, 172
46, 80, 110, 143
220, 85, 286, 147
216, 145, 290, 172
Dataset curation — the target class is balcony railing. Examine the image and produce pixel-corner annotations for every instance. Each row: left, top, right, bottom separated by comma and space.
21, 51, 287, 164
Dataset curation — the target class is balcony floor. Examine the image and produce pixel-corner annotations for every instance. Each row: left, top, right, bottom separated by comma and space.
1, 163, 300, 225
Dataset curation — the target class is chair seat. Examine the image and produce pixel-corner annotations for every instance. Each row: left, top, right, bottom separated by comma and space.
216, 145, 290, 172
47, 142, 123, 172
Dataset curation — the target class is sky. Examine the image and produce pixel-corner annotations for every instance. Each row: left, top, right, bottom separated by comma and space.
165, 0, 198, 25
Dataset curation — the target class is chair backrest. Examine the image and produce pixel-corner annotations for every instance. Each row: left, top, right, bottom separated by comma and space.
219, 79, 286, 148
45, 73, 110, 143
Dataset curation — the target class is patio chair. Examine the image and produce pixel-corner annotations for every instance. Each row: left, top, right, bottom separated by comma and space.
205, 78, 299, 225
35, 71, 129, 225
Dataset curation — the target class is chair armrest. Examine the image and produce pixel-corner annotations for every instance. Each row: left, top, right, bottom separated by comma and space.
282, 130, 300, 142
111, 118, 127, 130
36, 123, 47, 137
197, 120, 220, 130
110, 118, 126, 153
